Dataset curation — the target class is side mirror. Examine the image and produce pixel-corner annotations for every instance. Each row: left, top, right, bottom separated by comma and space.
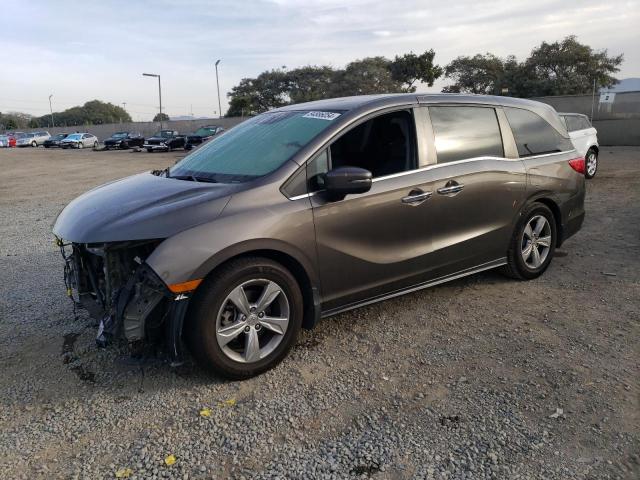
324, 166, 372, 200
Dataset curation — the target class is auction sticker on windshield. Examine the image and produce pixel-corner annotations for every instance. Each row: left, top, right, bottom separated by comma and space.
302, 111, 341, 121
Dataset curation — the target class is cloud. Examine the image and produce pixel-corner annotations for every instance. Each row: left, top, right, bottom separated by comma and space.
0, 0, 638, 119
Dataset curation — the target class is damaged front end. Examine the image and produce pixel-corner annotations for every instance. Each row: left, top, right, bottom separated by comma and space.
57, 238, 189, 365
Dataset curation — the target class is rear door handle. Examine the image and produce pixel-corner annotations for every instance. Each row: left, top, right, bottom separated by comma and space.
437, 182, 464, 195
401, 190, 432, 205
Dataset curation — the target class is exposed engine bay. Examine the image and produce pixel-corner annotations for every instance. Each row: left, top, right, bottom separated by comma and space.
57, 238, 189, 363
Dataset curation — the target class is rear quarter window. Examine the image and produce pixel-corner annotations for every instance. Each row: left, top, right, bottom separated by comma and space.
505, 107, 573, 157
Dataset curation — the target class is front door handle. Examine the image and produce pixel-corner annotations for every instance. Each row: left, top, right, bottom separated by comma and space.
437, 181, 464, 195
401, 190, 432, 205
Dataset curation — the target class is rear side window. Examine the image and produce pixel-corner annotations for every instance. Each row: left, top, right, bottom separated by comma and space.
429, 106, 504, 163
564, 116, 583, 132
578, 117, 592, 130
505, 107, 573, 157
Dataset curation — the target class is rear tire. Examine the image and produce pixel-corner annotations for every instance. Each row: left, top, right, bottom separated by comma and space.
31, 141, 37, 147
501, 203, 557, 280
585, 148, 598, 179
186, 257, 303, 379
77, 142, 83, 149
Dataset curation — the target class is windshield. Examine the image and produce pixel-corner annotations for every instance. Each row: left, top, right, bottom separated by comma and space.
55, 134, 68, 140
171, 110, 341, 182
194, 128, 215, 136
112, 132, 128, 138
66, 134, 82, 140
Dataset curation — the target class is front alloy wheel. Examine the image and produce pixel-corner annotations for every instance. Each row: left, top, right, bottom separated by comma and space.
216, 279, 290, 363
187, 257, 303, 378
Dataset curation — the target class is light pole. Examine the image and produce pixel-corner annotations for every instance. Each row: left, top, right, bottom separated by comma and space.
48, 94, 55, 128
142, 73, 163, 129
121, 102, 127, 124
215, 59, 222, 119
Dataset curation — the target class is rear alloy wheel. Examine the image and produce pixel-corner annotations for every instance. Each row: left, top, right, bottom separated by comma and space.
585, 149, 598, 179
93, 141, 98, 149
187, 257, 303, 379
502, 203, 556, 280
77, 142, 83, 149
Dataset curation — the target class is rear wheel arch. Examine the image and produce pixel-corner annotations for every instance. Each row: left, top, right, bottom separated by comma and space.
514, 195, 562, 248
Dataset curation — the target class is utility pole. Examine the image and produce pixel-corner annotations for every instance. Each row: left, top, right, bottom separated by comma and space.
215, 59, 222, 119
48, 94, 55, 128
590, 78, 596, 122
142, 73, 163, 129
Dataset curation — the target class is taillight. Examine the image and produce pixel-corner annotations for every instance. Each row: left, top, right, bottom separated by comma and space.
568, 157, 585, 174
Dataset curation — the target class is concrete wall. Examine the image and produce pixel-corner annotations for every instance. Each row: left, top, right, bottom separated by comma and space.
532, 91, 640, 145
18, 117, 246, 142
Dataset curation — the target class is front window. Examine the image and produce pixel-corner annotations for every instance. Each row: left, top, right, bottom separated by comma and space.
171, 110, 341, 182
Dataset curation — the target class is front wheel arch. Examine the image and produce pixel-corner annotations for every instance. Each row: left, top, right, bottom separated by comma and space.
189, 248, 319, 331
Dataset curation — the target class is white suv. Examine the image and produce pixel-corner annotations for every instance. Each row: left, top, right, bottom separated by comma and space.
560, 113, 599, 179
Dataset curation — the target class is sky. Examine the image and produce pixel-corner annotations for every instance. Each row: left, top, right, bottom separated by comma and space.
1, 0, 638, 121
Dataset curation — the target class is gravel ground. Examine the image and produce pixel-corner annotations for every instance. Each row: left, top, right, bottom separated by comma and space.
0, 146, 638, 480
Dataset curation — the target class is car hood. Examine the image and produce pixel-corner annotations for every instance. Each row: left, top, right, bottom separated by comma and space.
53, 172, 236, 243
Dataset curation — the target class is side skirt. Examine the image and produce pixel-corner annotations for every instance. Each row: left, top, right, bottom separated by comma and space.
321, 258, 507, 318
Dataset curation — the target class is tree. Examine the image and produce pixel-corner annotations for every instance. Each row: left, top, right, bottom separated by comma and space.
0, 111, 33, 130
287, 66, 337, 104
226, 69, 289, 116
153, 112, 170, 122
443, 53, 508, 95
524, 35, 623, 96
443, 36, 623, 97
29, 100, 132, 127
390, 50, 443, 91
331, 57, 402, 96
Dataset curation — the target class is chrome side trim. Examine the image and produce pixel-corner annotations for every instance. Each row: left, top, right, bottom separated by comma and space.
287, 150, 576, 201
321, 258, 507, 318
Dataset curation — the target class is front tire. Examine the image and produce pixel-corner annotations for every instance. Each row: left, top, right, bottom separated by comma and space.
186, 257, 303, 379
77, 142, 83, 149
31, 141, 37, 147
502, 203, 557, 280
585, 148, 598, 179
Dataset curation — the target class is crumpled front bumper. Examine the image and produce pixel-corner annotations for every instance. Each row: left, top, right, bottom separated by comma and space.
57, 239, 191, 365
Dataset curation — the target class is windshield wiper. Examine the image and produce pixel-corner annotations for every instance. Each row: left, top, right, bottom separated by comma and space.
171, 174, 218, 183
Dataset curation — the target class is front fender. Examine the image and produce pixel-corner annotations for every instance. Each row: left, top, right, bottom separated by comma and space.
145, 195, 319, 291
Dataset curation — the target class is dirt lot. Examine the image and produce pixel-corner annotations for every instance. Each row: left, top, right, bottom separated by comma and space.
0, 146, 638, 479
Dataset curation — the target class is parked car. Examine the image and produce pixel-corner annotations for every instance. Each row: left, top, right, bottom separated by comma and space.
53, 94, 585, 378
0, 135, 9, 147
6, 132, 25, 147
16, 132, 50, 147
60, 133, 99, 149
43, 133, 70, 148
184, 125, 225, 149
104, 132, 145, 150
27, 131, 50, 146
3, 134, 18, 147
143, 130, 185, 152
559, 113, 599, 179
